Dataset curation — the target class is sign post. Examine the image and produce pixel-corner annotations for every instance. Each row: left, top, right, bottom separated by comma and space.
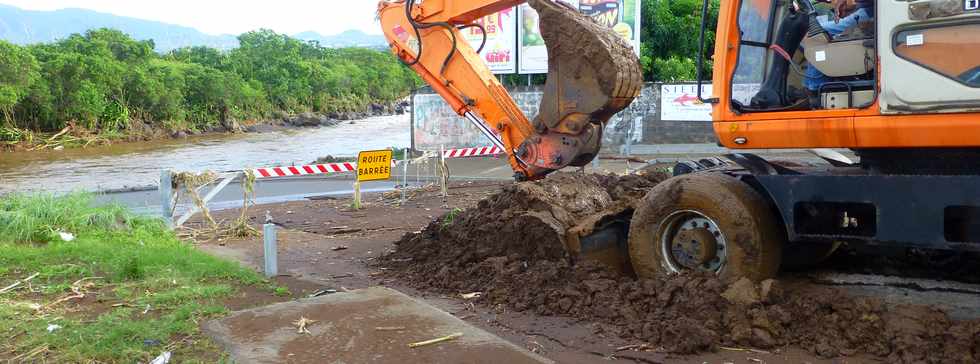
353, 149, 394, 209
353, 180, 362, 209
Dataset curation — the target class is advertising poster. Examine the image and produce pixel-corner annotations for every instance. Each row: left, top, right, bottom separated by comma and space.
519, 0, 641, 74
660, 84, 713, 122
463, 7, 518, 74
660, 83, 762, 121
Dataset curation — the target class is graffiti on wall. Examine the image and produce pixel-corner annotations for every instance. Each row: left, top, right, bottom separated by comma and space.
412, 97, 491, 149
412, 86, 657, 153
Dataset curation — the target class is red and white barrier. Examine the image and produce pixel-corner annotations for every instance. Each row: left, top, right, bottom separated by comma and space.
252, 146, 503, 179
442, 146, 503, 159
253, 163, 356, 179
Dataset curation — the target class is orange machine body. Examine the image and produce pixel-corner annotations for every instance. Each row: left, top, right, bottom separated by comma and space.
710, 0, 980, 150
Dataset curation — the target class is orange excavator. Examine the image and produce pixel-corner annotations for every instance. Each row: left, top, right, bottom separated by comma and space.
379, 0, 980, 282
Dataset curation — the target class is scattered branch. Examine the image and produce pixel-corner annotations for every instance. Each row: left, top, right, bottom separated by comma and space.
292, 317, 318, 334
408, 333, 463, 348
0, 272, 40, 294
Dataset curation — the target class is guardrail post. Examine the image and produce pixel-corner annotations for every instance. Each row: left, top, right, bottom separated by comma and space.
401, 147, 410, 202
439, 145, 448, 202
263, 219, 278, 278
160, 170, 173, 228
625, 122, 634, 157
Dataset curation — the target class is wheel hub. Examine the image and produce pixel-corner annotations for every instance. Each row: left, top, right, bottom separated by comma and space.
660, 212, 727, 273
672, 228, 718, 268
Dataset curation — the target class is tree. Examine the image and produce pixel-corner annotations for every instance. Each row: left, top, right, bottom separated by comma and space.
0, 41, 38, 125
5, 28, 418, 134
166, 46, 226, 69
640, 0, 719, 82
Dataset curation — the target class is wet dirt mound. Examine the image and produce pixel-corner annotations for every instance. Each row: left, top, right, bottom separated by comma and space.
382, 172, 980, 363
385, 172, 666, 291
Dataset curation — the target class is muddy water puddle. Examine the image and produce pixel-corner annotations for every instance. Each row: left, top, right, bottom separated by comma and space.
0, 115, 410, 194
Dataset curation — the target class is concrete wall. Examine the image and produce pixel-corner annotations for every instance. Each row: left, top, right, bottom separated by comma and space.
411, 82, 718, 154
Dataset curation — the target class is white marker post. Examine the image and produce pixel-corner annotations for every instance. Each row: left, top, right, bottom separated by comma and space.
160, 170, 173, 228
263, 214, 278, 278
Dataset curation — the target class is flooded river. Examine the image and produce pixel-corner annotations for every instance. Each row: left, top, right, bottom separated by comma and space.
0, 115, 411, 194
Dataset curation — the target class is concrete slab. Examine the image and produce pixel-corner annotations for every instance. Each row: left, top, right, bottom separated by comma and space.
203, 287, 553, 364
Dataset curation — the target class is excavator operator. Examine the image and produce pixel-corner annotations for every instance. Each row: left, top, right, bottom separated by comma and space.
805, 0, 875, 104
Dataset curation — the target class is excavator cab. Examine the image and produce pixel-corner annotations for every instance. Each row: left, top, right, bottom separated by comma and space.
732, 0, 877, 111
717, 0, 980, 117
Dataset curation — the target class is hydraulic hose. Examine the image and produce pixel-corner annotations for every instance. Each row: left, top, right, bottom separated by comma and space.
457, 23, 487, 54
402, 0, 459, 76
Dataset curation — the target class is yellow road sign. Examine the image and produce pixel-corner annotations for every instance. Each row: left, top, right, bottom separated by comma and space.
357, 150, 393, 182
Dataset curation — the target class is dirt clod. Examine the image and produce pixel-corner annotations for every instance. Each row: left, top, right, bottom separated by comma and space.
722, 278, 761, 306
759, 279, 783, 304
382, 172, 980, 363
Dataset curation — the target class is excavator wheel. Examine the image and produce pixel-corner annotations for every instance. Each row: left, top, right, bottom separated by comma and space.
628, 173, 784, 283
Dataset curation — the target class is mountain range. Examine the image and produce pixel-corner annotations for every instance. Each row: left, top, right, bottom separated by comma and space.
0, 4, 386, 51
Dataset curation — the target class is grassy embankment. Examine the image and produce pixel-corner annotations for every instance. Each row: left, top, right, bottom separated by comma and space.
0, 193, 273, 362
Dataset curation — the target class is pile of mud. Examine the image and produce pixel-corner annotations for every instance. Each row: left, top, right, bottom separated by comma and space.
382, 173, 980, 363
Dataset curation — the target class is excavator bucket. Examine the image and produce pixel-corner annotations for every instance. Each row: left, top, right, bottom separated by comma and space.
526, 0, 644, 167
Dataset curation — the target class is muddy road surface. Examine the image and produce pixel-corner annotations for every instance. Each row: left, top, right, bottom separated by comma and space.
194, 176, 980, 364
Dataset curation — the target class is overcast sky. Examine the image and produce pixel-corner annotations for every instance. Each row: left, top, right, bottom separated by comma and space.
1, 0, 383, 35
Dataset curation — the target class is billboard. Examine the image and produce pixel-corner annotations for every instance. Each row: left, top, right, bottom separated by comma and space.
462, 8, 518, 74
660, 83, 762, 122
661, 84, 713, 122
519, 0, 642, 74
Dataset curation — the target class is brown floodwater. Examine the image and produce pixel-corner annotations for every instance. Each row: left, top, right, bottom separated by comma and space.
0, 115, 411, 194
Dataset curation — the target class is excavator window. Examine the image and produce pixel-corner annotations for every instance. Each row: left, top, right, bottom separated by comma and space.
732, 0, 878, 112
893, 23, 980, 88
731, 0, 775, 106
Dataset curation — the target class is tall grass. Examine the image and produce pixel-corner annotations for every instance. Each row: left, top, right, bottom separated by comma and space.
0, 193, 131, 243
0, 193, 266, 362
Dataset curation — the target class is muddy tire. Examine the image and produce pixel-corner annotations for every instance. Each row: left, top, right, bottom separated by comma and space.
628, 173, 784, 283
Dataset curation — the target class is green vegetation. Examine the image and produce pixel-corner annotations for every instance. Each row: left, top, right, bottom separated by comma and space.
441, 208, 464, 231
0, 28, 419, 143
0, 193, 271, 362
640, 0, 720, 82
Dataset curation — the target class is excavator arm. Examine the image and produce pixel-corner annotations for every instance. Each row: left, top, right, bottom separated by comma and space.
377, 0, 642, 180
